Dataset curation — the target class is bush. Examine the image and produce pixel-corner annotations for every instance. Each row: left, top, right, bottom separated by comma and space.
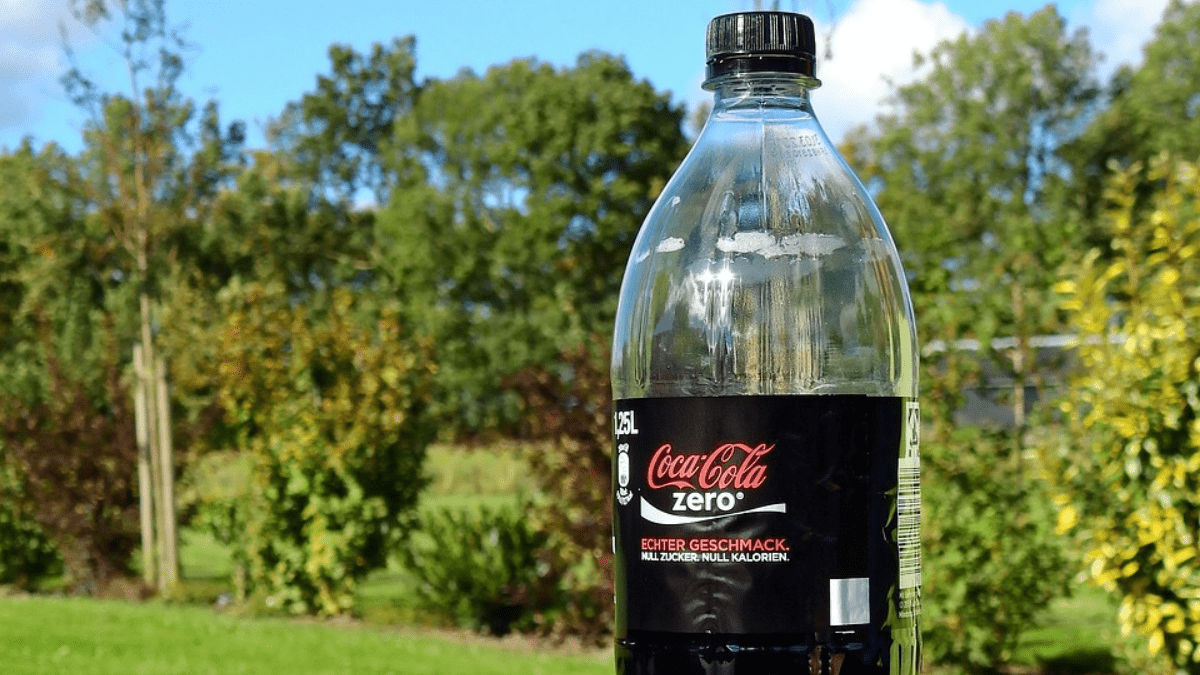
399, 501, 555, 635
0, 463, 59, 588
1048, 156, 1200, 671
510, 340, 613, 642
916, 336, 1071, 673
923, 426, 1071, 672
204, 283, 436, 615
0, 320, 140, 594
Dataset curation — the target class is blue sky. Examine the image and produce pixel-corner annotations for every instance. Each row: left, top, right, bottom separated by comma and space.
0, 0, 1174, 152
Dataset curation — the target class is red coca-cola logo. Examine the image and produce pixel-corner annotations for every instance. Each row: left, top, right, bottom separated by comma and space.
646, 443, 773, 490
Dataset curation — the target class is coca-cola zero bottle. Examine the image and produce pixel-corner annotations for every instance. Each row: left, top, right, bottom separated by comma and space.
611, 11, 920, 675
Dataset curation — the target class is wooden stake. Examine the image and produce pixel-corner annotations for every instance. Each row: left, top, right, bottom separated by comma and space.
155, 356, 179, 589
141, 342, 166, 593
133, 344, 156, 586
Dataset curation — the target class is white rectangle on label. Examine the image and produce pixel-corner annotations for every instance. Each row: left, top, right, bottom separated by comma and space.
830, 577, 870, 626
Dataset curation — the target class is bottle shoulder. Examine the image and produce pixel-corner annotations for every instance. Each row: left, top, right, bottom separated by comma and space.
612, 114, 917, 399
630, 116, 899, 278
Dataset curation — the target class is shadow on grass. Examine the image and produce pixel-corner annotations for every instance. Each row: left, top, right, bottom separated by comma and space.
1037, 647, 1117, 675
170, 575, 235, 606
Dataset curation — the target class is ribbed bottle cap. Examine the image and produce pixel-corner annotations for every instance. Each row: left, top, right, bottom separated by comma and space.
705, 11, 817, 83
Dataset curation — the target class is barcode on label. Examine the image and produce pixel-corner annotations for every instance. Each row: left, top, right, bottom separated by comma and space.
898, 401, 921, 592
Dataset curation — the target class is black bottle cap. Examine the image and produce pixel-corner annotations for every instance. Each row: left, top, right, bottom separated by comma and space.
705, 11, 817, 83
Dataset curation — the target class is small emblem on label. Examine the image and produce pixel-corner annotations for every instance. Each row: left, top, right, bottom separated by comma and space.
616, 443, 633, 506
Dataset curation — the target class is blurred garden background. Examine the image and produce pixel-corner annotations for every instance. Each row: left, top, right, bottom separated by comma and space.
1, 0, 1199, 673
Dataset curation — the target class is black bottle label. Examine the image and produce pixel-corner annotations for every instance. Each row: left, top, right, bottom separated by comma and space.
613, 395, 920, 637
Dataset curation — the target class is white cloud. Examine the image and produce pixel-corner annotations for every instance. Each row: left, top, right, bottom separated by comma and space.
0, 0, 44, 30
0, 42, 57, 78
813, 0, 970, 143
0, 0, 81, 130
0, 0, 70, 67
1073, 0, 1171, 76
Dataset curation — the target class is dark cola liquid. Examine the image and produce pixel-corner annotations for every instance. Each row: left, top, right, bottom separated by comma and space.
617, 631, 920, 675
613, 396, 921, 675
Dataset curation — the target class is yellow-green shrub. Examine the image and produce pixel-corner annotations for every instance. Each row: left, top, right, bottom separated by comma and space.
1049, 155, 1200, 670
207, 283, 436, 615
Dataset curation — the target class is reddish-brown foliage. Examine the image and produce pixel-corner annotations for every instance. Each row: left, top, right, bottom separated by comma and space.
511, 338, 613, 642
0, 320, 141, 594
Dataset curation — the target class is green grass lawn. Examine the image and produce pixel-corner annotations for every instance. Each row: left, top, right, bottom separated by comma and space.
179, 529, 234, 581
0, 591, 1122, 675
423, 442, 529, 497
0, 595, 610, 675
1011, 585, 1123, 674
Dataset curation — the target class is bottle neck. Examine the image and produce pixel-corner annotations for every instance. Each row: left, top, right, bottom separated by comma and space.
705, 75, 819, 117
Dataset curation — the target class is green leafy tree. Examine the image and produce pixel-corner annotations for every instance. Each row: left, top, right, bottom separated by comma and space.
62, 0, 245, 372
164, 164, 436, 615
1049, 156, 1200, 672
130, 39, 415, 613
273, 45, 686, 628
1065, 1, 1200, 220
159, 151, 375, 416
843, 5, 1100, 341
268, 37, 419, 203
378, 52, 688, 434
841, 7, 1095, 667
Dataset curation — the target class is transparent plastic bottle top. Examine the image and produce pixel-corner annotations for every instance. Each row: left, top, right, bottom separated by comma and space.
611, 21, 917, 401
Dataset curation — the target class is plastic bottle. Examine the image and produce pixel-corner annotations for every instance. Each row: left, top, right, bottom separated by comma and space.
611, 11, 920, 675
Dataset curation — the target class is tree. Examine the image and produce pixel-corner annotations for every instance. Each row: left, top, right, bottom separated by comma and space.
158, 156, 353, 382
1064, 0, 1200, 222
1122, 1, 1200, 158
843, 5, 1101, 342
58, 0, 244, 591
268, 37, 419, 204
1049, 156, 1200, 673
378, 52, 688, 434
840, 6, 1097, 666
